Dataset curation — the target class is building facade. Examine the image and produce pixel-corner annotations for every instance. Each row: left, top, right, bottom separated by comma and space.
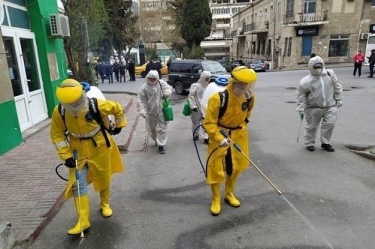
202, 0, 252, 60
231, 0, 375, 69
0, 0, 68, 155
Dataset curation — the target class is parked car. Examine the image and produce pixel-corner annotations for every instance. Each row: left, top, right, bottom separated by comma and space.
225, 60, 245, 72
135, 62, 168, 78
167, 59, 230, 95
246, 58, 269, 72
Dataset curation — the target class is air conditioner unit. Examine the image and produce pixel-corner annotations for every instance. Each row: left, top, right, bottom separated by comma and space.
360, 33, 370, 40
49, 14, 70, 38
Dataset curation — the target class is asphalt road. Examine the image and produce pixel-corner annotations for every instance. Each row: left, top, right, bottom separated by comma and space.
27, 66, 375, 249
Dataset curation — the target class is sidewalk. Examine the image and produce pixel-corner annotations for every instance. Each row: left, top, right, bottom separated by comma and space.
0, 89, 142, 248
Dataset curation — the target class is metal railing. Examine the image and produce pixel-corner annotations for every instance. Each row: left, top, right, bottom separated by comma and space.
283, 10, 328, 25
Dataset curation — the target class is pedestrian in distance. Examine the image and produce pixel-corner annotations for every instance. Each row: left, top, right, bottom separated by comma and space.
50, 79, 127, 235
367, 49, 375, 78
98, 62, 106, 83
352, 50, 365, 77
188, 71, 211, 144
167, 58, 172, 72
296, 56, 343, 152
145, 59, 153, 76
105, 61, 114, 83
153, 59, 163, 79
119, 62, 126, 82
113, 60, 120, 82
203, 66, 257, 216
128, 59, 136, 81
137, 70, 172, 154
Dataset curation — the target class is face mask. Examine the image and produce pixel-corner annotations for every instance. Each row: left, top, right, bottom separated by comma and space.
147, 78, 157, 85
62, 95, 87, 116
233, 83, 248, 96
311, 68, 323, 76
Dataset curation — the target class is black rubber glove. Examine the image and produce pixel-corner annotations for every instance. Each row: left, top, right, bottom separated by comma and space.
65, 157, 76, 168
192, 108, 198, 112
111, 127, 122, 135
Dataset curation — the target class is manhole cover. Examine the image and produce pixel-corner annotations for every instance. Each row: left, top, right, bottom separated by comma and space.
286, 87, 297, 90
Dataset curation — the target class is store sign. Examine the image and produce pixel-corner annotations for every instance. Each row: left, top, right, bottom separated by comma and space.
296, 27, 319, 37
370, 24, 375, 34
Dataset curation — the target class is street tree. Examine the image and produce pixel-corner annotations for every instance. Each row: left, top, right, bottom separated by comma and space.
102, 0, 139, 61
61, 0, 108, 84
180, 0, 212, 49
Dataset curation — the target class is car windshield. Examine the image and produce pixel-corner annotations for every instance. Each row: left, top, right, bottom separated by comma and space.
202, 61, 227, 73
250, 59, 264, 64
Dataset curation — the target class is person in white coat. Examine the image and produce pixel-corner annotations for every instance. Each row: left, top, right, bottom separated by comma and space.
188, 71, 211, 143
137, 70, 172, 154
297, 56, 343, 152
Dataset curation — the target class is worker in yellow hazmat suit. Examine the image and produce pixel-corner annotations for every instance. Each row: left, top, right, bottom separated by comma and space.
203, 66, 257, 216
50, 79, 127, 235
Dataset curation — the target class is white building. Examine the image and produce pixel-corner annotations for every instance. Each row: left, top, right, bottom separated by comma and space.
201, 0, 252, 60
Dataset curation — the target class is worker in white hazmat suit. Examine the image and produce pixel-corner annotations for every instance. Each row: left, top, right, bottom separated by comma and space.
297, 56, 343, 152
188, 71, 211, 143
137, 70, 173, 154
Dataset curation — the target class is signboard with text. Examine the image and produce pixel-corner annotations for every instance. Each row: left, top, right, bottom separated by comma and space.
296, 27, 319, 37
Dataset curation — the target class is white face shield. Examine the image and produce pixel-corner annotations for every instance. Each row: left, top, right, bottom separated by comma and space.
232, 81, 250, 96
62, 93, 87, 116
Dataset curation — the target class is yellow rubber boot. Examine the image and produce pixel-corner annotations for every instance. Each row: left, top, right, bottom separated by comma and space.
210, 183, 221, 216
67, 195, 91, 235
100, 188, 113, 218
224, 177, 240, 207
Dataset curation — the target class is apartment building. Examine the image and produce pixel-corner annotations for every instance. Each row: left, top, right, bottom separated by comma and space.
202, 0, 252, 60
231, 0, 375, 68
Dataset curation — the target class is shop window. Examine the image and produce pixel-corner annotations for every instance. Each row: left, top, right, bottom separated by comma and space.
5, 0, 26, 7
328, 35, 349, 57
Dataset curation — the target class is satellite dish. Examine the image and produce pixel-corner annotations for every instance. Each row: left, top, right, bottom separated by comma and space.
0, 1, 4, 25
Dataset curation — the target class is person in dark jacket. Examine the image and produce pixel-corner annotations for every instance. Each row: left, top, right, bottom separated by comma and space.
119, 62, 126, 82
113, 61, 120, 82
128, 59, 136, 81
367, 49, 375, 78
167, 58, 172, 72
145, 60, 153, 77
98, 62, 106, 83
153, 60, 163, 79
105, 62, 114, 83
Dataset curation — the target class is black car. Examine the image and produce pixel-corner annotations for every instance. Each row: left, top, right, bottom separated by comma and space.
167, 59, 229, 95
225, 60, 245, 72
246, 58, 268, 72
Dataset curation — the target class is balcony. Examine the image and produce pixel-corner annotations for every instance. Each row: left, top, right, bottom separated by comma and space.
244, 21, 269, 34
230, 28, 245, 37
282, 11, 329, 26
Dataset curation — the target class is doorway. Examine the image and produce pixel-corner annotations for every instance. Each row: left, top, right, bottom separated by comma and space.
2, 27, 47, 131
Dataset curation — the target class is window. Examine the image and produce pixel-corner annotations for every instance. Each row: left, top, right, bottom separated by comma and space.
286, 0, 294, 18
284, 37, 292, 56
329, 35, 349, 57
303, 0, 316, 14
372, 0, 375, 6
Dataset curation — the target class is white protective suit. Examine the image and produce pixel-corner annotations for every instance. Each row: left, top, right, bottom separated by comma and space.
201, 76, 229, 117
137, 70, 172, 146
296, 56, 343, 146
188, 71, 211, 140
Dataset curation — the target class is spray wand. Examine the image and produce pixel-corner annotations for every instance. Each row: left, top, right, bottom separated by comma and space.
73, 149, 85, 238
220, 129, 282, 195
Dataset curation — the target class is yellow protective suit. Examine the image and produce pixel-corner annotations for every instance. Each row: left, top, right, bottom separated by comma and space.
50, 98, 127, 199
203, 85, 255, 184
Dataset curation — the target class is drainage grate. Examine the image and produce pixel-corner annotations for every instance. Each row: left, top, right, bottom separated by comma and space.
285, 87, 297, 90
286, 101, 297, 104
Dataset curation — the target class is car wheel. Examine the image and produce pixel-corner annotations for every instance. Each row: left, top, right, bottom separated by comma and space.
174, 81, 185, 95
141, 71, 146, 78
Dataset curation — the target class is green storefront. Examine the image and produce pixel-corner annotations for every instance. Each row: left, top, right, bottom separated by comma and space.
0, 0, 67, 155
